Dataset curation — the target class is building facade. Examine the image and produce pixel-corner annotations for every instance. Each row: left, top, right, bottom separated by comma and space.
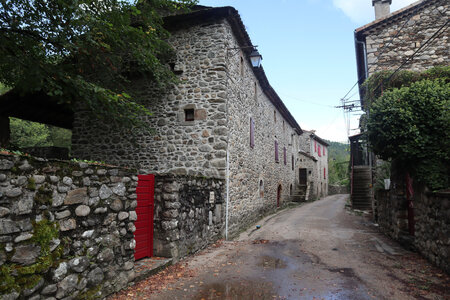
297, 131, 329, 200
71, 6, 304, 253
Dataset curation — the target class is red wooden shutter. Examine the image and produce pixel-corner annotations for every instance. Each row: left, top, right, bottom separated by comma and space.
318, 145, 321, 157
314, 140, 317, 152
250, 117, 255, 148
283, 147, 287, 165
275, 141, 279, 162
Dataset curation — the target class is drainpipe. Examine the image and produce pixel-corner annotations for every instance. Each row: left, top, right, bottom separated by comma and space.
224, 46, 231, 241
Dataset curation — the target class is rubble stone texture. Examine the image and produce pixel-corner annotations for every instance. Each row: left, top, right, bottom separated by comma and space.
0, 154, 137, 299
362, 0, 449, 77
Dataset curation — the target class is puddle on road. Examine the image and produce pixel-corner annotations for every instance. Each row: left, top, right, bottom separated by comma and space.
194, 280, 275, 300
257, 255, 287, 269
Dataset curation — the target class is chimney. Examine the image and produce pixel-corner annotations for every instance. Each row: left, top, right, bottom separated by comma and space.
372, 0, 392, 20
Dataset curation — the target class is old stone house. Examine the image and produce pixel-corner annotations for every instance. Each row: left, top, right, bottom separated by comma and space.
296, 130, 329, 200
353, 0, 449, 272
69, 6, 305, 257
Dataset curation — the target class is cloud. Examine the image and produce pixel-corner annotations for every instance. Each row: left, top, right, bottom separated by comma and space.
332, 0, 419, 24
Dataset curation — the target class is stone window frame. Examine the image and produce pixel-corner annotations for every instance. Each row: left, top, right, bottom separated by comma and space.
179, 104, 207, 126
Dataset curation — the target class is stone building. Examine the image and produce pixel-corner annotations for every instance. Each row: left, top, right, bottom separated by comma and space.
353, 0, 449, 272
351, 0, 449, 210
71, 6, 303, 254
297, 131, 329, 200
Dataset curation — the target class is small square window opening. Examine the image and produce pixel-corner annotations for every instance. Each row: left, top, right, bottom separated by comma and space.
185, 109, 195, 121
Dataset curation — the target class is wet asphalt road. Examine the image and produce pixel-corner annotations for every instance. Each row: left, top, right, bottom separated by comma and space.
143, 194, 427, 299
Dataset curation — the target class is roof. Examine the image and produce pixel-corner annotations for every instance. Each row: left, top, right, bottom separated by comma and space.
302, 130, 330, 146
355, 0, 434, 35
0, 90, 73, 129
298, 151, 318, 162
164, 7, 303, 135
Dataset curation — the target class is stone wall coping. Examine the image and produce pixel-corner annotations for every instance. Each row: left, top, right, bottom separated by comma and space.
0, 152, 136, 172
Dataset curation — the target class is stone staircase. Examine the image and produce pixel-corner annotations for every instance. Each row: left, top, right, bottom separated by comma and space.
351, 166, 372, 210
290, 184, 307, 202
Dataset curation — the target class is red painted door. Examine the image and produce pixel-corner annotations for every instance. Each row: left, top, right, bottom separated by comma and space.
134, 174, 155, 260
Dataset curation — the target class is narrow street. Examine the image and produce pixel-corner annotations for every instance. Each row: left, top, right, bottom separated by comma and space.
111, 195, 449, 300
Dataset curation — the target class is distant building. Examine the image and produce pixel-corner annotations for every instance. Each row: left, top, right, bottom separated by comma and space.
297, 130, 329, 201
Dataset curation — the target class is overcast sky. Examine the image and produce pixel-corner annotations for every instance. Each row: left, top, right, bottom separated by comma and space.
198, 0, 418, 142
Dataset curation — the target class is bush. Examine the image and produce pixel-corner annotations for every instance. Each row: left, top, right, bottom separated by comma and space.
367, 78, 450, 190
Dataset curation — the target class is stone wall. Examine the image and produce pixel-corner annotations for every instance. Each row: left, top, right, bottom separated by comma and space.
364, 0, 449, 77
0, 153, 138, 299
329, 185, 350, 195
153, 175, 225, 258
72, 22, 229, 179
223, 20, 299, 236
376, 174, 450, 274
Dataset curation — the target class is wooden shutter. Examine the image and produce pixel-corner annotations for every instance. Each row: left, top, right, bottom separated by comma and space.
283, 147, 287, 165
250, 117, 255, 148
275, 140, 279, 162
318, 145, 321, 157
324, 168, 326, 179
314, 140, 317, 152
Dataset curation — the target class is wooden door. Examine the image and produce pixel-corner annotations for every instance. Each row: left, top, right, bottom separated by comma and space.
277, 185, 282, 207
134, 174, 155, 260
299, 168, 307, 185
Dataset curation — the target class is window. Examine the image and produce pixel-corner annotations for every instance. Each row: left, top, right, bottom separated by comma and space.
275, 140, 279, 162
324, 168, 326, 179
254, 82, 257, 101
323, 147, 326, 156
274, 110, 276, 123
240, 56, 244, 77
314, 140, 317, 152
259, 180, 264, 198
283, 121, 285, 132
291, 155, 294, 170
318, 145, 321, 157
283, 147, 287, 165
250, 117, 255, 148
184, 109, 194, 121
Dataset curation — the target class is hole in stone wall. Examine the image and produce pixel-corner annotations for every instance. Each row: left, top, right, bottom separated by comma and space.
184, 109, 195, 121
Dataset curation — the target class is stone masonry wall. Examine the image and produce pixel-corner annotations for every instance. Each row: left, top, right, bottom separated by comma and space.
153, 175, 225, 258
223, 20, 299, 236
376, 173, 449, 274
364, 0, 449, 77
72, 22, 229, 179
0, 153, 138, 299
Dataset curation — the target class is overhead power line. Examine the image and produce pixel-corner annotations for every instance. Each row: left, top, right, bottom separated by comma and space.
339, 3, 426, 102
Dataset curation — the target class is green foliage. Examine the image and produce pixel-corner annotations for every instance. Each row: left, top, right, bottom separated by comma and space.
9, 118, 72, 150
0, 0, 197, 129
361, 66, 450, 109
375, 160, 391, 191
367, 77, 450, 190
0, 219, 61, 295
0, 82, 10, 94
326, 141, 350, 186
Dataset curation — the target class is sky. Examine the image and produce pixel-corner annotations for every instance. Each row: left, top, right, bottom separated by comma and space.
198, 0, 418, 142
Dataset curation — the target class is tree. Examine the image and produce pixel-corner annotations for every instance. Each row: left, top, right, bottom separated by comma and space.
367, 78, 450, 190
0, 0, 197, 128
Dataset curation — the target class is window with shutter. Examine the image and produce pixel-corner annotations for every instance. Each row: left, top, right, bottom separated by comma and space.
314, 140, 317, 152
324, 168, 326, 179
283, 147, 287, 165
275, 140, 279, 162
318, 145, 321, 157
291, 155, 294, 170
250, 117, 255, 148
323, 147, 326, 156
